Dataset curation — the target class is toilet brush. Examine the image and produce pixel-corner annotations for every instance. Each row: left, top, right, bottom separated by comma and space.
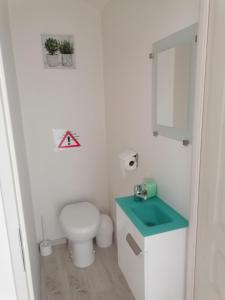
39, 216, 53, 256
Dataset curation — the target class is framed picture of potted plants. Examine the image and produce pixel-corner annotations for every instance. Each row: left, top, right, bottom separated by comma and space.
41, 34, 75, 69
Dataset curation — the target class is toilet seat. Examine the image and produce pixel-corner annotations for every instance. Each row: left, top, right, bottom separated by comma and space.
60, 202, 100, 242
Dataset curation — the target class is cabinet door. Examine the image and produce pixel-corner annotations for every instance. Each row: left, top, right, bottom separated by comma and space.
116, 204, 146, 300
146, 229, 187, 300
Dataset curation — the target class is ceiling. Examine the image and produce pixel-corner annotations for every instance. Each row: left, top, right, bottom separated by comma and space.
83, 0, 111, 11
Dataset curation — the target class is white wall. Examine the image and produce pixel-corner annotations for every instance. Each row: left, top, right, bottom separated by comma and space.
8, 0, 109, 241
0, 0, 40, 298
102, 0, 199, 220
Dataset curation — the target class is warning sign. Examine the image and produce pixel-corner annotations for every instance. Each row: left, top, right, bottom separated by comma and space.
58, 131, 80, 149
53, 129, 81, 151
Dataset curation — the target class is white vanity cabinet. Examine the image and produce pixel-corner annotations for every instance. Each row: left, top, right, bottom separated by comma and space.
117, 203, 146, 299
116, 203, 187, 300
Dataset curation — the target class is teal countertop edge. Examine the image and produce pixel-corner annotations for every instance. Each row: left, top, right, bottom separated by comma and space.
116, 195, 188, 237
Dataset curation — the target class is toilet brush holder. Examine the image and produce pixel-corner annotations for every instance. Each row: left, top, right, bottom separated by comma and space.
40, 240, 53, 256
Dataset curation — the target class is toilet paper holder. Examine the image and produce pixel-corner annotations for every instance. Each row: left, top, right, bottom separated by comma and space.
118, 150, 138, 175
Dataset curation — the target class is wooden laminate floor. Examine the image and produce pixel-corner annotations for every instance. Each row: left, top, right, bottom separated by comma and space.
41, 243, 135, 300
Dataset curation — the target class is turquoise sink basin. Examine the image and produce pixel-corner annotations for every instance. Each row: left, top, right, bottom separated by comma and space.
116, 196, 188, 237
131, 204, 172, 227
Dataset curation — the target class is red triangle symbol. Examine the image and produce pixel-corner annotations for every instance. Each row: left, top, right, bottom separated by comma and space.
58, 131, 81, 149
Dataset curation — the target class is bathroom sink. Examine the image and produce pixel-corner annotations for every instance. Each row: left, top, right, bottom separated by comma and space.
131, 203, 172, 227
116, 195, 188, 237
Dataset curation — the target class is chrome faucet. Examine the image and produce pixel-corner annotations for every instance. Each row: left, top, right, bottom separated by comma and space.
134, 184, 148, 200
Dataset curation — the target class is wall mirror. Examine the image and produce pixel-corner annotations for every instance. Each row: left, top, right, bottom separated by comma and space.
152, 23, 197, 144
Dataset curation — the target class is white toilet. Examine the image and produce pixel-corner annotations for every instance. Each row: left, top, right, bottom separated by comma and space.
59, 201, 100, 268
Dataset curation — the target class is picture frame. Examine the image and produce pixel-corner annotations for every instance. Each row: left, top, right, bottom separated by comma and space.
41, 33, 75, 69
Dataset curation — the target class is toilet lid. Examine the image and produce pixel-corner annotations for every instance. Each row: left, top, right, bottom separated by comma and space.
60, 202, 100, 232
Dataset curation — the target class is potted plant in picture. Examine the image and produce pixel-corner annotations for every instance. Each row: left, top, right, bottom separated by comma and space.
44, 38, 59, 67
59, 40, 74, 67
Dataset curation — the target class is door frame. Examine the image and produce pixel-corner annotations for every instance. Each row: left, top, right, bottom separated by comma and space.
0, 49, 33, 299
186, 0, 210, 299
0, 1, 210, 299
0, 185, 18, 299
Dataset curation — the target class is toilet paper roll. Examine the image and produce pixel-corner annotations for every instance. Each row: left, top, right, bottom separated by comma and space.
124, 157, 137, 171
119, 150, 138, 176
40, 240, 53, 256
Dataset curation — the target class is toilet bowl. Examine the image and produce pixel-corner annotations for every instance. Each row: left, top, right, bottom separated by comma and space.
59, 201, 100, 268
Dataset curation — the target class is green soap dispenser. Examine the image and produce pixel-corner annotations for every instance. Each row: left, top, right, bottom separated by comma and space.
144, 178, 157, 198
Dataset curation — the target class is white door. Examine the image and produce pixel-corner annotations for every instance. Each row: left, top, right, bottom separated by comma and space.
0, 67, 30, 299
194, 0, 225, 299
0, 186, 18, 300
